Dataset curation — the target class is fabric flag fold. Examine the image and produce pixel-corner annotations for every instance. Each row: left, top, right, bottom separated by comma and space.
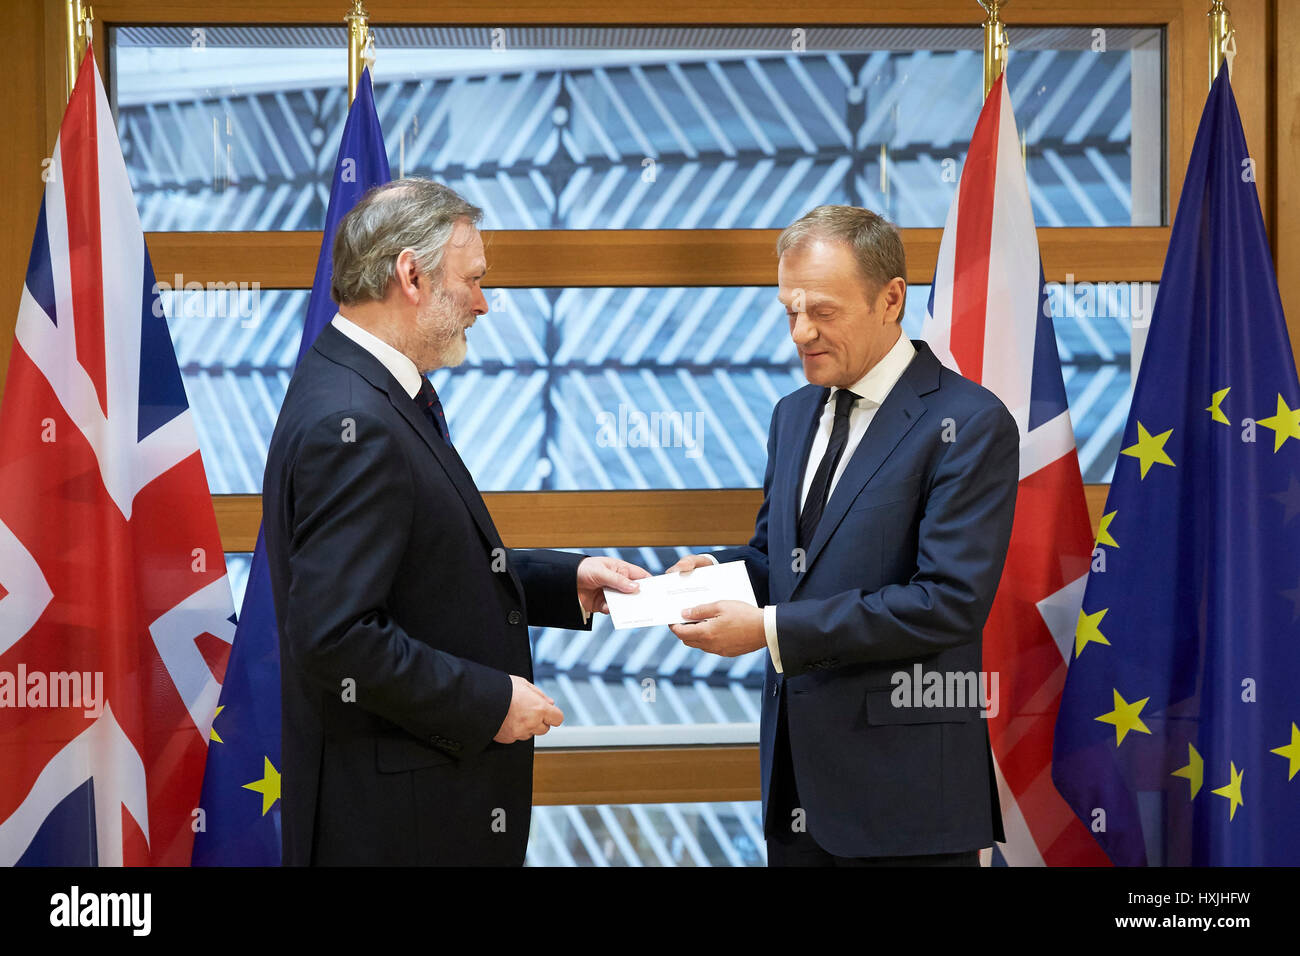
0, 51, 235, 866
922, 72, 1110, 866
1052, 64, 1300, 866
191, 68, 391, 865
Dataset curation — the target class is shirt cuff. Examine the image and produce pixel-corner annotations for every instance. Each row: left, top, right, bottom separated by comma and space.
703, 554, 719, 565
763, 604, 783, 674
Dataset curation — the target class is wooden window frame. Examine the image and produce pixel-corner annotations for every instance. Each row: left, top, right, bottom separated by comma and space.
7, 0, 1280, 806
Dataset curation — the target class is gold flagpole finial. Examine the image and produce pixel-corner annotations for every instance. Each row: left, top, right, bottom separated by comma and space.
346, 1, 372, 106
978, 0, 1010, 101
1208, 1, 1235, 89
64, 0, 95, 101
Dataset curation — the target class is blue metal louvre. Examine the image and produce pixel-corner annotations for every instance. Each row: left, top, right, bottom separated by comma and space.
525, 801, 766, 867
179, 281, 1133, 496
118, 48, 1142, 231
529, 545, 766, 730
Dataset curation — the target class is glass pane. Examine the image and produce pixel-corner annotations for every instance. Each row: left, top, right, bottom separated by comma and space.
528, 546, 764, 731
113, 24, 1164, 230
178, 280, 1141, 494
225, 552, 253, 610
1036, 278, 1155, 483
527, 801, 764, 866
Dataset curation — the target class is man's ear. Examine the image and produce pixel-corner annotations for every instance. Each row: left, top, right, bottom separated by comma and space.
394, 249, 421, 303
880, 276, 907, 324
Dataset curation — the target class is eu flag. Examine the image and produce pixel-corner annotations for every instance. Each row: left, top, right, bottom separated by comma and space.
1051, 65, 1300, 866
192, 69, 391, 865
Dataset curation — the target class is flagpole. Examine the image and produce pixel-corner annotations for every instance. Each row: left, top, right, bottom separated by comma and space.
63, 0, 93, 101
979, 0, 1009, 101
1208, 1, 1235, 89
346, 0, 374, 106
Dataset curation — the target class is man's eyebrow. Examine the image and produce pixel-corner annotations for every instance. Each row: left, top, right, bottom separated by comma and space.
778, 292, 830, 308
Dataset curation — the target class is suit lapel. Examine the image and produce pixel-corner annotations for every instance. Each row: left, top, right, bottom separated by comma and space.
777, 386, 829, 573
792, 341, 940, 588
313, 325, 523, 599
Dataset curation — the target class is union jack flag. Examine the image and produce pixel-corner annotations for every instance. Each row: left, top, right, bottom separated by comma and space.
0, 52, 234, 866
922, 73, 1110, 866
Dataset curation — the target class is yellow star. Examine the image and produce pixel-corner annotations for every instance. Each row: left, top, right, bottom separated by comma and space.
1171, 742, 1204, 799
1120, 422, 1175, 479
1206, 387, 1231, 425
1270, 723, 1300, 781
243, 756, 281, 816
1256, 394, 1300, 452
1074, 608, 1111, 658
1210, 762, 1245, 821
210, 704, 224, 744
1095, 689, 1152, 746
1095, 511, 1119, 549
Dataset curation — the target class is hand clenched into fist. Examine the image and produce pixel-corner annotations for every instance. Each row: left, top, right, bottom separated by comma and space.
493, 675, 565, 743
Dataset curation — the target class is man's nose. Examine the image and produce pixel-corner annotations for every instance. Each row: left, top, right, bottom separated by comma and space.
790, 312, 817, 345
472, 286, 489, 316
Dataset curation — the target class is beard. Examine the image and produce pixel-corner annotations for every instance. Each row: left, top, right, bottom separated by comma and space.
404, 284, 473, 372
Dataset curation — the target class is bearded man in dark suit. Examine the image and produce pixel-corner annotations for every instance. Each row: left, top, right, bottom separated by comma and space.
263, 178, 645, 865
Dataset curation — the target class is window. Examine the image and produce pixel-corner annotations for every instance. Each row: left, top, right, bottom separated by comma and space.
113, 25, 1165, 232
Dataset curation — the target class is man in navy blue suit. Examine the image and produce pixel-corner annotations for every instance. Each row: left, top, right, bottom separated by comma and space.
670, 205, 1018, 866
263, 178, 646, 865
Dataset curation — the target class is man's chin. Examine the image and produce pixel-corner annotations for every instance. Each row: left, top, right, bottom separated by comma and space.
418, 341, 467, 373
800, 359, 834, 386
443, 336, 469, 368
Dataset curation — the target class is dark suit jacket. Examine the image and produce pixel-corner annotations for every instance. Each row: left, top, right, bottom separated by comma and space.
716, 340, 1018, 858
263, 323, 588, 866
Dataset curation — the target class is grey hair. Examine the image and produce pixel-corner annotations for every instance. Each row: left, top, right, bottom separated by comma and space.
330, 177, 483, 305
776, 205, 907, 312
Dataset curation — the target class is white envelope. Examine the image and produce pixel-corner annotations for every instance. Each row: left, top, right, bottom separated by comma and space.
603, 560, 758, 630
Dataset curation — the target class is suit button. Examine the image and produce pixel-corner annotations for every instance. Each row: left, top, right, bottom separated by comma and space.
507, 610, 523, 625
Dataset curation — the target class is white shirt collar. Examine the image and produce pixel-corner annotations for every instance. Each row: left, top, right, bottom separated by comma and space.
834, 330, 916, 407
331, 312, 424, 399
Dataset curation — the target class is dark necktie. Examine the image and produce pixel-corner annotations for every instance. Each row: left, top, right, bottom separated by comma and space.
797, 388, 860, 550
415, 376, 451, 444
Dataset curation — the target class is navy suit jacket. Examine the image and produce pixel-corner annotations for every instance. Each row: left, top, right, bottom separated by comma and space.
716, 340, 1018, 858
263, 324, 588, 866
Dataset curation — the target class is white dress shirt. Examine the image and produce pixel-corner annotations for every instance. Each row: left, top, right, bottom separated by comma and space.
797, 331, 918, 511
707, 332, 917, 673
331, 313, 423, 399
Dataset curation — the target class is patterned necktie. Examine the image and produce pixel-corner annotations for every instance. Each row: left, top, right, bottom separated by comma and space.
797, 388, 861, 551
415, 376, 451, 444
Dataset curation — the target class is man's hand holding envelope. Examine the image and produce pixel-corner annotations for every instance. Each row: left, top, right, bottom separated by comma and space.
602, 555, 768, 657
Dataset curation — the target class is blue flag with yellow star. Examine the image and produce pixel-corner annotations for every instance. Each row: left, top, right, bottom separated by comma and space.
192, 69, 391, 865
1051, 64, 1300, 866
